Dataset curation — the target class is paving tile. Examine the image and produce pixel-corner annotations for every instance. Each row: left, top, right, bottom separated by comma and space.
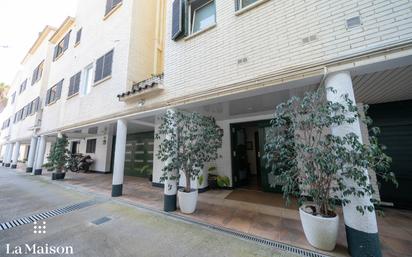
35, 170, 412, 257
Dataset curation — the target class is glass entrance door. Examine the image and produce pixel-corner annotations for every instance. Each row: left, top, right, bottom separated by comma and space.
231, 125, 249, 187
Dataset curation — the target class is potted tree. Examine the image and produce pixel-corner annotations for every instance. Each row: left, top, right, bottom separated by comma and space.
156, 110, 223, 214
43, 135, 70, 180
264, 87, 397, 251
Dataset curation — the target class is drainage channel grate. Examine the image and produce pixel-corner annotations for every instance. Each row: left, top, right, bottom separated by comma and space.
165, 212, 331, 257
117, 199, 331, 257
0, 200, 96, 231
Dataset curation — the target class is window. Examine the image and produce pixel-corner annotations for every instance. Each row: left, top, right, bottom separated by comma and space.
2, 118, 10, 130
14, 108, 24, 123
81, 64, 93, 96
11, 92, 16, 104
46, 80, 63, 105
25, 97, 40, 116
53, 31, 71, 61
190, 0, 216, 34
86, 139, 97, 153
235, 0, 258, 10
75, 28, 82, 45
31, 61, 44, 85
105, 0, 122, 16
26, 101, 33, 116
94, 50, 114, 83
171, 0, 184, 39
22, 105, 28, 120
33, 97, 41, 112
68, 72, 81, 97
19, 79, 27, 94
71, 141, 80, 154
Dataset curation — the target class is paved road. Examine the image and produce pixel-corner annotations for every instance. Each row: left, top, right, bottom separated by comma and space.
0, 168, 293, 257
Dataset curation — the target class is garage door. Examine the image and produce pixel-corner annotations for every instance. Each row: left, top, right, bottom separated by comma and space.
368, 100, 412, 209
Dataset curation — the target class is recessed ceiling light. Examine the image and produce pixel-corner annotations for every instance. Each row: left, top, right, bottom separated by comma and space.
138, 99, 145, 107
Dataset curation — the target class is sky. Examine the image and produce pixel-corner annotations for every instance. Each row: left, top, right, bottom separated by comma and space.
0, 0, 78, 85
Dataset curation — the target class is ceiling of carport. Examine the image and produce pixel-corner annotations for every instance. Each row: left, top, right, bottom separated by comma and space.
353, 65, 412, 105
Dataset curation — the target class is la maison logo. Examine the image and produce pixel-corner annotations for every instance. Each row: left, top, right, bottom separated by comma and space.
5, 221, 74, 255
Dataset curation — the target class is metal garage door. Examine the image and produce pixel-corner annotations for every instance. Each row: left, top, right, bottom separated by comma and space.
368, 100, 412, 209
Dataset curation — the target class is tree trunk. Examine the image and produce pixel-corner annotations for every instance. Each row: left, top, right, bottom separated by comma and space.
185, 171, 191, 193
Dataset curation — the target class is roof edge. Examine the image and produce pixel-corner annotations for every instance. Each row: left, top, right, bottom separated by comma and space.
49, 16, 75, 44
21, 25, 57, 64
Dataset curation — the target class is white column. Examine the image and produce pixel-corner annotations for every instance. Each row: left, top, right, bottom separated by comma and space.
11, 141, 21, 169
26, 137, 38, 173
163, 109, 178, 212
325, 71, 381, 257
2, 144, 10, 166
6, 143, 14, 167
111, 119, 127, 197
34, 136, 47, 175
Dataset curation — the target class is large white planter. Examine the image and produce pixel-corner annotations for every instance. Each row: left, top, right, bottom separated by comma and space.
177, 189, 198, 214
299, 206, 339, 251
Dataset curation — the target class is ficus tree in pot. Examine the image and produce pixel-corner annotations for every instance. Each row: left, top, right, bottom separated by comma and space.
43, 135, 70, 180
156, 110, 223, 213
264, 87, 397, 250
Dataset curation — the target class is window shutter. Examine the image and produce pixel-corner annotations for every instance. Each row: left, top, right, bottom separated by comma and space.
68, 75, 75, 96
35, 97, 40, 111
45, 89, 51, 105
113, 0, 122, 6
105, 0, 113, 15
95, 56, 104, 82
63, 31, 71, 51
102, 50, 113, 79
38, 61, 44, 80
75, 29, 82, 44
53, 45, 59, 61
56, 80, 63, 100
75, 72, 81, 93
31, 67, 37, 85
235, 0, 240, 11
171, 0, 183, 40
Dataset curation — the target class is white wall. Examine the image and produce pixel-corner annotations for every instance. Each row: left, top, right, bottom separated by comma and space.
3, 29, 54, 143
67, 128, 114, 173
152, 112, 273, 188
164, 0, 412, 104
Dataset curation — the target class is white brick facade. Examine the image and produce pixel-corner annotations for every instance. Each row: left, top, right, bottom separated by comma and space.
164, 0, 412, 99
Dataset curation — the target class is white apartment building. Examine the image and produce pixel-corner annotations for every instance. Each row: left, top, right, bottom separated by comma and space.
0, 26, 56, 170
1, 0, 412, 256
159, 0, 412, 256
1, 0, 165, 176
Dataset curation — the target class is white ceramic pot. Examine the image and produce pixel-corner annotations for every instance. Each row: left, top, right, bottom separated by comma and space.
177, 188, 198, 214
299, 206, 339, 251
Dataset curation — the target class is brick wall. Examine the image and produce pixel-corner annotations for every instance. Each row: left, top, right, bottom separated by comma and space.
164, 0, 412, 99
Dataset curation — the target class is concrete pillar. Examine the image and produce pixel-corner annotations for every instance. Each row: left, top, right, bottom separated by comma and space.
34, 136, 47, 175
26, 137, 38, 173
111, 119, 127, 197
325, 71, 381, 257
163, 109, 178, 212
0, 144, 3, 164
2, 144, 10, 166
11, 141, 21, 169
5, 143, 14, 167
